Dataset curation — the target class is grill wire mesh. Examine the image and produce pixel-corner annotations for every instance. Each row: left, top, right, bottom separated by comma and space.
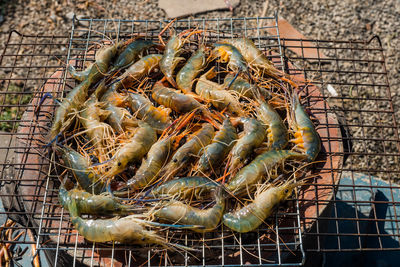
0, 14, 399, 266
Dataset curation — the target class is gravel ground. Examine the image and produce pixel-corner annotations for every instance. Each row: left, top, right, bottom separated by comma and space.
0, 0, 399, 176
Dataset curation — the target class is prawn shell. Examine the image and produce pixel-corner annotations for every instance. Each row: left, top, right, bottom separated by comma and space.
70, 212, 165, 245
110, 39, 155, 72
224, 74, 272, 100
195, 73, 244, 116
48, 79, 90, 140
58, 146, 106, 194
160, 34, 184, 87
101, 86, 131, 107
151, 82, 203, 114
129, 93, 172, 133
48, 44, 118, 140
67, 63, 93, 82
197, 119, 238, 173
161, 123, 215, 178
227, 150, 305, 195
107, 121, 157, 177
223, 182, 297, 233
116, 54, 162, 90
291, 94, 321, 161
176, 47, 207, 93
229, 117, 266, 170
105, 104, 137, 133
256, 100, 288, 150
154, 188, 225, 233
127, 137, 173, 190
150, 176, 218, 199
219, 38, 275, 71
80, 93, 114, 160
212, 43, 248, 73
87, 44, 118, 83
59, 187, 134, 216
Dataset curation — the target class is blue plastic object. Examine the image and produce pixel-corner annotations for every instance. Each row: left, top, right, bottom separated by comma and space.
322, 172, 400, 267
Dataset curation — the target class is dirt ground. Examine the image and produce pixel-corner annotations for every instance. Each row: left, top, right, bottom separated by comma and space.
1, 0, 399, 89
1, 0, 399, 110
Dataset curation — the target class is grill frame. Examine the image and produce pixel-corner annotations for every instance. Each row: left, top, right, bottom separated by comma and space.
0, 13, 398, 266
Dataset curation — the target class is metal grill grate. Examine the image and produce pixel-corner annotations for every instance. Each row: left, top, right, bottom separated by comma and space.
0, 13, 399, 266
280, 36, 400, 254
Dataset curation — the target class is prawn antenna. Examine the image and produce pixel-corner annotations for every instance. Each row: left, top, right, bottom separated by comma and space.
44, 133, 63, 148
35, 92, 61, 115
145, 221, 206, 231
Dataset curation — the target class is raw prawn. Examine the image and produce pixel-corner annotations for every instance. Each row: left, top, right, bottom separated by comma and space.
128, 92, 172, 133
111, 54, 162, 91
195, 67, 244, 116
229, 117, 266, 171
219, 38, 297, 87
108, 39, 155, 73
160, 123, 214, 179
224, 74, 272, 100
176, 46, 207, 93
48, 44, 118, 140
226, 150, 305, 195
57, 146, 106, 194
256, 100, 288, 150
105, 104, 138, 133
153, 187, 225, 233
288, 93, 321, 161
125, 136, 175, 191
79, 85, 114, 160
196, 119, 237, 173
67, 200, 189, 250
223, 180, 301, 233
59, 186, 135, 216
211, 43, 249, 75
160, 33, 186, 87
152, 81, 204, 114
105, 121, 157, 178
150, 176, 218, 199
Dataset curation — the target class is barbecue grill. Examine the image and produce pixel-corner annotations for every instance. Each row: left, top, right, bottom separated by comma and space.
0, 14, 399, 266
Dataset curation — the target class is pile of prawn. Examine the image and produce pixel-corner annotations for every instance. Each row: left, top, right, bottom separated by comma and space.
46, 24, 321, 252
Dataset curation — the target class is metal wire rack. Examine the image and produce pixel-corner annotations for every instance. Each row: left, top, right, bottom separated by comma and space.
0, 13, 399, 266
